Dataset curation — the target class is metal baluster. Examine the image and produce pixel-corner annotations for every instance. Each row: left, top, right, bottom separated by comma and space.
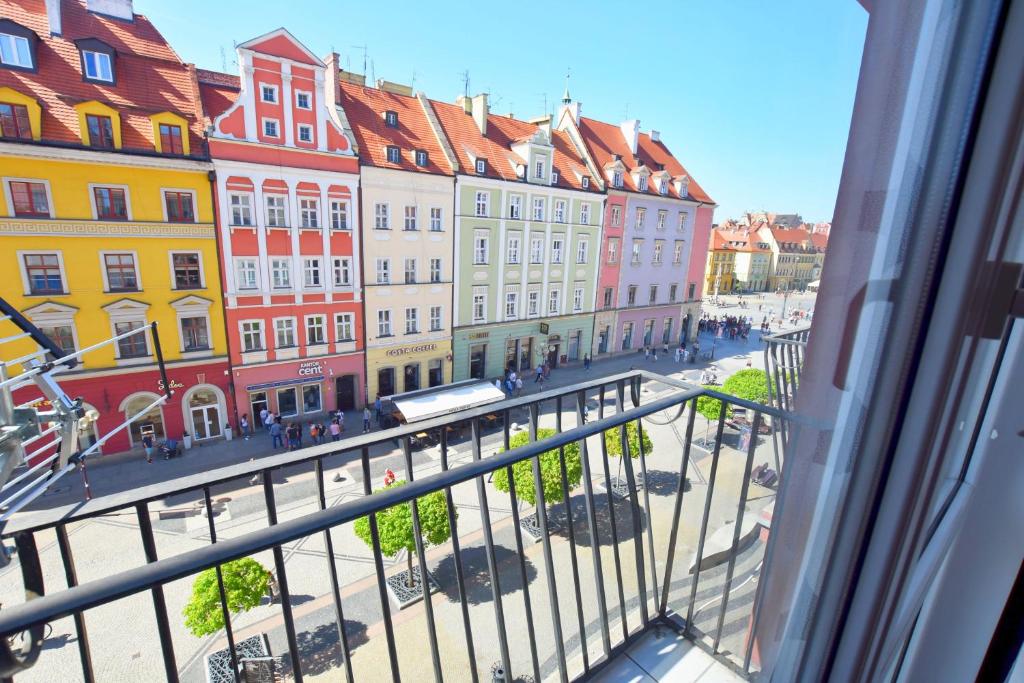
201, 488, 240, 683
439, 429, 479, 682
400, 436, 443, 682
574, 389, 612, 658
470, 417, 512, 679
54, 524, 94, 683
659, 398, 698, 616
614, 380, 648, 629
501, 409, 541, 682
526, 404, 568, 683
312, 459, 354, 683
135, 503, 178, 683
555, 396, 588, 673
684, 408, 727, 638
359, 446, 401, 683
634, 383, 660, 617
597, 385, 629, 642
262, 473, 303, 683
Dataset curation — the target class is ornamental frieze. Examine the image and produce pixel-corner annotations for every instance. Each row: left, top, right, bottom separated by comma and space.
0, 220, 215, 239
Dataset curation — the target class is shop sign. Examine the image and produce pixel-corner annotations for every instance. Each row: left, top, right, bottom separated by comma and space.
298, 361, 324, 376
385, 343, 438, 357
157, 378, 185, 392
547, 335, 561, 343
539, 323, 549, 334
469, 331, 489, 339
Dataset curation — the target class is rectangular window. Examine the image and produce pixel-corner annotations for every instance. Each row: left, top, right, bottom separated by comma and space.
673, 241, 684, 264
638, 176, 648, 192
378, 309, 392, 336
335, 313, 353, 341
603, 287, 613, 308
553, 200, 566, 223
230, 194, 252, 226
302, 384, 322, 413
607, 238, 619, 264
653, 240, 664, 263
297, 125, 313, 143
430, 258, 442, 283
299, 198, 319, 228
573, 286, 584, 312
649, 285, 658, 304
0, 103, 32, 139
475, 191, 489, 217
386, 146, 400, 163
260, 84, 277, 103
241, 321, 264, 352
551, 238, 564, 264
376, 258, 391, 284
104, 253, 138, 291
84, 114, 113, 148
612, 170, 623, 188
657, 210, 667, 230
115, 321, 147, 358
158, 124, 183, 155
505, 290, 518, 319
472, 289, 486, 323
635, 207, 646, 229
532, 197, 545, 221
275, 318, 295, 348
277, 387, 297, 416
296, 91, 311, 109
534, 158, 545, 179
611, 205, 622, 226
530, 237, 544, 264
235, 259, 258, 290
263, 119, 278, 137
548, 288, 560, 314
82, 49, 113, 81
580, 203, 590, 225
306, 315, 325, 345
172, 252, 201, 289
40, 325, 75, 356
429, 306, 442, 331
405, 307, 418, 334
374, 203, 390, 229
632, 239, 643, 264
669, 284, 678, 302
180, 316, 209, 351
509, 195, 522, 219
688, 283, 696, 300
404, 205, 417, 231
662, 318, 673, 344
271, 259, 291, 288
93, 186, 127, 220
330, 200, 349, 230
678, 212, 687, 231
627, 286, 637, 306
0, 34, 32, 68
576, 239, 589, 264
473, 233, 488, 265
8, 181, 48, 217
476, 159, 486, 174
404, 258, 417, 284
507, 234, 521, 264
528, 291, 539, 317
303, 258, 322, 287
429, 207, 442, 231
332, 257, 351, 287
265, 195, 287, 227
416, 150, 428, 166
164, 191, 195, 223
23, 253, 63, 294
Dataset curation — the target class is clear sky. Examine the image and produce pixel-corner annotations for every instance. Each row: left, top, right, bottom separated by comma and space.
137, 0, 868, 223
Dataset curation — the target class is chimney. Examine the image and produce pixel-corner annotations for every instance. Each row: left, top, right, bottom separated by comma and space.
45, 0, 62, 35
471, 93, 488, 135
650, 130, 660, 142
456, 95, 471, 114
376, 79, 413, 96
620, 119, 640, 155
86, 0, 134, 21
528, 114, 552, 138
324, 52, 341, 105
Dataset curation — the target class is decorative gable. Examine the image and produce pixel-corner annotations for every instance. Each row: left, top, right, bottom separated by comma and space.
237, 29, 324, 66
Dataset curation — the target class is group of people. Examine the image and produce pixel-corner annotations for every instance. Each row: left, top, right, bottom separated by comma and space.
244, 407, 351, 452
698, 314, 754, 341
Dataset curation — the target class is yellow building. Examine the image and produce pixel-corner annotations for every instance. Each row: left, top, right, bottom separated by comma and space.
705, 230, 736, 296
0, 2, 231, 453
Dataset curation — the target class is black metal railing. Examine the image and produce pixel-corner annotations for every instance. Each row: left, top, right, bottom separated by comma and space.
763, 326, 810, 465
0, 370, 802, 682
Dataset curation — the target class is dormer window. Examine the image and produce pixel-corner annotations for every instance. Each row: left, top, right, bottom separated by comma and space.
0, 21, 36, 70
659, 180, 668, 195
260, 84, 278, 103
386, 145, 400, 163
76, 39, 116, 84
550, 171, 559, 185
534, 158, 545, 179
637, 176, 648, 192
384, 110, 398, 128
582, 176, 590, 189
613, 170, 623, 188
415, 150, 428, 167
476, 158, 487, 174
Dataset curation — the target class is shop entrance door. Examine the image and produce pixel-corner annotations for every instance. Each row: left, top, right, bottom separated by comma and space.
428, 359, 443, 387
404, 363, 420, 392
191, 405, 222, 440
378, 367, 396, 397
469, 344, 486, 379
335, 375, 357, 410
547, 344, 560, 368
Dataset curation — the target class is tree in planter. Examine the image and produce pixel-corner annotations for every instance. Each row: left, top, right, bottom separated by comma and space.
353, 480, 452, 589
721, 368, 770, 404
695, 386, 733, 447
183, 558, 271, 637
492, 428, 583, 513
602, 421, 654, 490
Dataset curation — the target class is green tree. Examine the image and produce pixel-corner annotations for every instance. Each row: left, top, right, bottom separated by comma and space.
603, 421, 653, 459
183, 558, 271, 637
722, 368, 770, 404
353, 480, 452, 587
695, 386, 733, 445
492, 428, 583, 507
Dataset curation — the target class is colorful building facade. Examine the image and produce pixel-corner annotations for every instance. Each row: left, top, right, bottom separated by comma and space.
436, 95, 603, 381
0, 0, 231, 453
337, 78, 456, 400
198, 30, 364, 421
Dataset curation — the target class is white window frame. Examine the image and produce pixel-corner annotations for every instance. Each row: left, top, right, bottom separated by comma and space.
678, 211, 688, 231
405, 307, 418, 334
507, 233, 521, 264
404, 257, 417, 284
82, 49, 113, 82
632, 239, 643, 264
305, 314, 326, 345
302, 257, 322, 288
415, 150, 428, 166
429, 305, 443, 331
657, 210, 667, 230
576, 239, 589, 264
3, 177, 55, 218
260, 83, 278, 104
635, 207, 646, 229
240, 319, 265, 352
551, 237, 564, 264
332, 257, 352, 287
334, 313, 354, 341
475, 191, 489, 217
509, 195, 522, 220
673, 241, 684, 264
376, 258, 391, 285
475, 159, 486, 174
378, 309, 393, 337
505, 289, 518, 319
607, 238, 619, 264
429, 207, 443, 231
573, 286, 584, 312
295, 90, 312, 110
374, 202, 390, 229
299, 197, 319, 228
472, 287, 487, 323
548, 287, 561, 314
653, 240, 664, 264
385, 146, 400, 163
534, 158, 546, 179
613, 170, 623, 188
229, 192, 253, 226
530, 237, 544, 264
98, 250, 141, 292
404, 205, 418, 231
580, 203, 590, 225
0, 33, 33, 68
265, 194, 287, 227
532, 197, 545, 222
270, 258, 292, 289
262, 117, 280, 138
637, 175, 648, 192
527, 290, 540, 317
473, 231, 489, 265
611, 205, 622, 226
87, 183, 132, 221
273, 317, 297, 348
234, 257, 259, 290
297, 124, 313, 143
17, 250, 68, 296
553, 199, 566, 223
330, 199, 349, 230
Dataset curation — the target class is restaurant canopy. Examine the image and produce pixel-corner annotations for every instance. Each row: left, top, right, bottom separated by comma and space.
390, 380, 506, 423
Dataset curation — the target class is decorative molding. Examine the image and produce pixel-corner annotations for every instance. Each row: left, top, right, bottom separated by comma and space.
0, 219, 214, 239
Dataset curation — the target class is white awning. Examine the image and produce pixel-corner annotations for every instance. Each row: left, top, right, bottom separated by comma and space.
391, 381, 506, 423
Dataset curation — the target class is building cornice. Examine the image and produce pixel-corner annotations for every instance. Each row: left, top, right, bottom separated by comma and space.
0, 218, 215, 239
0, 141, 213, 172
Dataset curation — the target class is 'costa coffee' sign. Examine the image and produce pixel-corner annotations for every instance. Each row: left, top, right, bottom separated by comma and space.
385, 343, 438, 357
297, 361, 324, 376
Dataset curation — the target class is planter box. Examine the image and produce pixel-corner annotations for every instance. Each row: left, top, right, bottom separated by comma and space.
519, 510, 562, 543
385, 566, 440, 610
601, 472, 646, 499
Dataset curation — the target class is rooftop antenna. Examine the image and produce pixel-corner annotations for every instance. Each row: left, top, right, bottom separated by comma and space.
562, 66, 572, 104
460, 70, 470, 97
410, 70, 417, 91
220, 46, 227, 72
370, 59, 376, 86
537, 92, 548, 116
352, 44, 368, 75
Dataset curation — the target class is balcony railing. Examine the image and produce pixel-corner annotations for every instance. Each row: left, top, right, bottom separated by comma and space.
762, 326, 810, 465
0, 370, 806, 682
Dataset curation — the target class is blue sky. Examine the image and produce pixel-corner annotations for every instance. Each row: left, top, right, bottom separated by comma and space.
139, 0, 867, 223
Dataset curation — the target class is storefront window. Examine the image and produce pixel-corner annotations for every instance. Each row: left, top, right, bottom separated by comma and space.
469, 344, 486, 380
643, 320, 655, 346
302, 384, 322, 413
519, 338, 532, 372
568, 330, 582, 361
378, 367, 396, 397
277, 387, 298, 416
505, 339, 518, 373
404, 363, 420, 392
622, 322, 634, 350
428, 359, 443, 387
250, 392, 268, 421
126, 394, 164, 445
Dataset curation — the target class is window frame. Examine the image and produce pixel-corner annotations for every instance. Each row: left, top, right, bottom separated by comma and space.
473, 231, 489, 265
270, 258, 292, 289
403, 257, 417, 285
302, 257, 323, 288
4, 178, 52, 218
472, 287, 487, 323
0, 102, 32, 139
304, 314, 327, 346
330, 199, 349, 230
475, 191, 489, 217
273, 317, 297, 349
179, 314, 210, 352
99, 251, 140, 293
334, 313, 354, 342
234, 257, 259, 291
161, 188, 196, 223
429, 207, 443, 231
405, 307, 419, 334
404, 205, 418, 231
429, 305, 443, 332
377, 309, 393, 337
262, 117, 280, 138
295, 90, 312, 110
375, 257, 391, 285
259, 83, 278, 104
374, 202, 390, 229
229, 192, 253, 227
240, 319, 265, 353
158, 123, 184, 155
299, 197, 319, 228
297, 124, 314, 144
0, 30, 35, 70
265, 194, 287, 228
90, 184, 130, 221
169, 251, 204, 290
429, 257, 442, 283
332, 257, 352, 287
19, 251, 67, 296
81, 48, 113, 84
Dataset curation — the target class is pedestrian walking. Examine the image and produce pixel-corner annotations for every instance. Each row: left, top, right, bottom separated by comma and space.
583, 354, 591, 371
644, 346, 650, 361
330, 419, 342, 441
240, 414, 250, 440
363, 407, 372, 433
515, 376, 523, 396
259, 407, 269, 430
652, 348, 658, 361
374, 395, 382, 424
309, 423, 320, 445
335, 408, 344, 424
142, 433, 154, 464
535, 364, 544, 383
674, 347, 681, 363
287, 423, 300, 451
270, 421, 283, 449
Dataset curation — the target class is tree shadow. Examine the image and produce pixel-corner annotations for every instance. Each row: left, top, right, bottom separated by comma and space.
433, 545, 538, 606
641, 469, 691, 497
552, 493, 649, 548
287, 620, 370, 677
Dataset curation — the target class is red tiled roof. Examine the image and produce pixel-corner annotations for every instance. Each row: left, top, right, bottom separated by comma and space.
809, 232, 829, 250
196, 69, 239, 123
575, 116, 713, 203
338, 81, 452, 175
428, 99, 598, 192
0, 0, 206, 156
769, 226, 812, 244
